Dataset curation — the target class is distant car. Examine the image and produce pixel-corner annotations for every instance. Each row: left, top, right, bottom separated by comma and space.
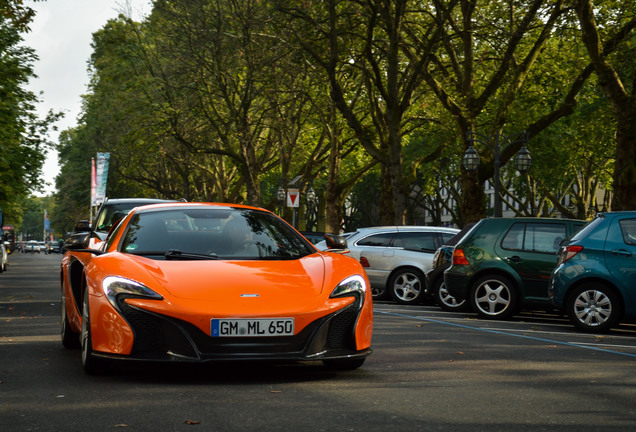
48, 242, 60, 254
445, 217, 585, 319
25, 240, 41, 254
60, 202, 373, 374
322, 226, 459, 304
425, 223, 477, 312
549, 212, 636, 332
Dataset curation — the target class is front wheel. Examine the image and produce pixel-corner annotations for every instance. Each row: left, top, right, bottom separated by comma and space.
566, 283, 621, 333
81, 289, 107, 374
433, 278, 469, 312
470, 275, 518, 320
389, 268, 426, 305
61, 294, 80, 349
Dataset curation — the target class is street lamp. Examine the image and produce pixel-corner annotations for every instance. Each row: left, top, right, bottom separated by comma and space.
305, 186, 318, 232
277, 186, 286, 216
462, 130, 531, 217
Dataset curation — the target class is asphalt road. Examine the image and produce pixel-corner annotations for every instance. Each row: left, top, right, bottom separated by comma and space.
1, 252, 635, 432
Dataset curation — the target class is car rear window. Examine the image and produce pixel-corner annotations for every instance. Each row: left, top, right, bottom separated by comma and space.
619, 219, 636, 246
501, 222, 567, 253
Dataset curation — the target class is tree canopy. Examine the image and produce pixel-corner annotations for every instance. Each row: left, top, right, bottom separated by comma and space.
46, 0, 636, 231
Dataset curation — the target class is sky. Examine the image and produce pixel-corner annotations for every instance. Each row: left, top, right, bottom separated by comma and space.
22, 0, 151, 195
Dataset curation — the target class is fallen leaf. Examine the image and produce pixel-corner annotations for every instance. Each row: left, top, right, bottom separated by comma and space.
270, 390, 281, 393
184, 420, 201, 425
114, 425, 128, 428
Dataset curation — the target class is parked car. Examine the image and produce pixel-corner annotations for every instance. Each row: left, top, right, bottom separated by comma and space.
0, 241, 7, 272
425, 222, 477, 312
444, 217, 584, 319
549, 211, 636, 332
299, 231, 329, 245
61, 202, 372, 374
321, 226, 459, 304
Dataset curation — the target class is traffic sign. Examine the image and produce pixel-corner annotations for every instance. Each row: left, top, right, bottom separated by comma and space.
287, 189, 300, 208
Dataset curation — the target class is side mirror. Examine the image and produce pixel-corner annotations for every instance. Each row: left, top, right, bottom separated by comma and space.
64, 232, 91, 250
73, 220, 92, 233
324, 234, 348, 251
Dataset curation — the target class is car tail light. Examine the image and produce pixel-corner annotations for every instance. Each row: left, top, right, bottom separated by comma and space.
452, 248, 470, 265
359, 256, 370, 268
558, 245, 583, 265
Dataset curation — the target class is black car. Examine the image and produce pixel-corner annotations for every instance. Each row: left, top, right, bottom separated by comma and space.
426, 223, 476, 312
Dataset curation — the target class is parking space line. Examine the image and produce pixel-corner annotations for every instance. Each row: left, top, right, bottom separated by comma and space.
376, 310, 636, 358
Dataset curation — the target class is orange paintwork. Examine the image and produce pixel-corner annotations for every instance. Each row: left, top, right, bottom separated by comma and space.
61, 202, 373, 360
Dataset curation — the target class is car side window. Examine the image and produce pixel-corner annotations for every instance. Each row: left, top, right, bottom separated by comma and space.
392, 232, 437, 252
501, 223, 525, 250
619, 219, 636, 246
525, 223, 567, 253
356, 233, 395, 247
501, 223, 566, 253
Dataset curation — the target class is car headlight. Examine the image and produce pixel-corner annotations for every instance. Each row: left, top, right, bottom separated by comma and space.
102, 276, 163, 311
330, 275, 367, 301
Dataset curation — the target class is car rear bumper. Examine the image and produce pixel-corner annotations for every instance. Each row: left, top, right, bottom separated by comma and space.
443, 271, 471, 301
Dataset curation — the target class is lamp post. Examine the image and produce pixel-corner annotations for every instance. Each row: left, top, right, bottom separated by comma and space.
462, 131, 531, 217
276, 186, 286, 217
305, 186, 318, 231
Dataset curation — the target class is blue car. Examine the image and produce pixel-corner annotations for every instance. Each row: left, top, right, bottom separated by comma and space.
549, 211, 636, 332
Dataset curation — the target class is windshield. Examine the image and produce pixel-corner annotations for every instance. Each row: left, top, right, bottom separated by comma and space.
94, 203, 142, 233
120, 208, 315, 260
568, 215, 604, 242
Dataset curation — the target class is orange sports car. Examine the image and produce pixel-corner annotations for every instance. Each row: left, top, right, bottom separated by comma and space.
60, 202, 373, 374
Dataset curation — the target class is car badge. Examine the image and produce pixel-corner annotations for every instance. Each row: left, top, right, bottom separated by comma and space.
240, 294, 259, 298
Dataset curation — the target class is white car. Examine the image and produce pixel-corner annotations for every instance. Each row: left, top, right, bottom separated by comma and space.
25, 240, 41, 253
319, 226, 459, 304
0, 242, 7, 272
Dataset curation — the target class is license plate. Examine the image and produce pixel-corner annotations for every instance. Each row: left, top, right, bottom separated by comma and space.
211, 318, 294, 337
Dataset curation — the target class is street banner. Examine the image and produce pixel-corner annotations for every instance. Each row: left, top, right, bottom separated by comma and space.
44, 210, 50, 232
91, 158, 96, 206
95, 152, 111, 206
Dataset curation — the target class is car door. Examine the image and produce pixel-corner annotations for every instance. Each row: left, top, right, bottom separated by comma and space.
603, 215, 636, 308
496, 222, 567, 303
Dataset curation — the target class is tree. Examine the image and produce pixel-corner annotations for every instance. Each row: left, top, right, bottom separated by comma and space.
574, 0, 636, 211
0, 12, 60, 225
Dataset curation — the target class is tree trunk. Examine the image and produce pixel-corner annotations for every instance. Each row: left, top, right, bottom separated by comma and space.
575, 0, 636, 210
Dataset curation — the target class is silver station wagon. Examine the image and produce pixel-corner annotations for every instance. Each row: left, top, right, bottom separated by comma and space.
321, 226, 458, 304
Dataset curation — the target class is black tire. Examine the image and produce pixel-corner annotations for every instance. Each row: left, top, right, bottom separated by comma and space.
61, 294, 80, 349
81, 289, 108, 374
433, 278, 469, 312
371, 284, 389, 300
566, 283, 621, 333
389, 268, 426, 305
324, 358, 366, 371
470, 274, 518, 320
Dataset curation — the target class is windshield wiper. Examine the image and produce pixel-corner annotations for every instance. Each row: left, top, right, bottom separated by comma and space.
164, 249, 219, 260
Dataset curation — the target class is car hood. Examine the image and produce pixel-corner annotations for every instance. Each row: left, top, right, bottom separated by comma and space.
122, 254, 328, 301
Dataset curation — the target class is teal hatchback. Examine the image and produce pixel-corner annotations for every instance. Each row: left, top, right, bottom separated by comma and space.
549, 212, 636, 332
444, 217, 584, 319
